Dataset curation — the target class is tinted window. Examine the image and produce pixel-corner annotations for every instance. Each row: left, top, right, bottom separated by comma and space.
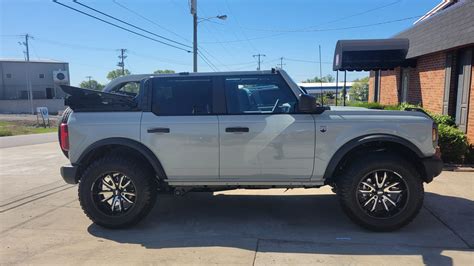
225, 75, 297, 114
113, 81, 140, 97
152, 78, 213, 115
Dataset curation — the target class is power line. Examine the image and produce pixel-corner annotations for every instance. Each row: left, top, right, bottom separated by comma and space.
201, 15, 422, 44
198, 52, 219, 72
127, 50, 190, 66
111, 0, 190, 43
284, 58, 332, 64
111, 0, 223, 71
243, 0, 403, 33
34, 37, 116, 52
73, 0, 191, 49
224, 0, 258, 53
52, 0, 191, 52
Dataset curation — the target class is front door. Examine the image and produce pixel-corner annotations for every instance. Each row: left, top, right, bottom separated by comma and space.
455, 49, 472, 133
218, 74, 315, 180
141, 77, 219, 180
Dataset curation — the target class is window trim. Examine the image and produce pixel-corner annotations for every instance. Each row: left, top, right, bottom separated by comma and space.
222, 74, 299, 115
150, 76, 218, 116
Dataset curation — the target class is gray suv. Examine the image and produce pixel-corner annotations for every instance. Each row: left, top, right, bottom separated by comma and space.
59, 69, 442, 231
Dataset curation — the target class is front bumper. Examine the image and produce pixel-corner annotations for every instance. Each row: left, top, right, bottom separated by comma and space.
421, 155, 443, 183
60, 164, 79, 184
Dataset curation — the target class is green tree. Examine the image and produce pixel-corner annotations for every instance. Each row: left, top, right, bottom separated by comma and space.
303, 74, 335, 83
107, 69, 131, 80
153, 69, 175, 74
79, 79, 104, 91
349, 76, 369, 102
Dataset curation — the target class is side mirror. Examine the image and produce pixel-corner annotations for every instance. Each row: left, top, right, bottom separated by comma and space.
298, 94, 318, 113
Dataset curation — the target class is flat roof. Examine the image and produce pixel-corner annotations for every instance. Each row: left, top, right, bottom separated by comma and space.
0, 58, 68, 64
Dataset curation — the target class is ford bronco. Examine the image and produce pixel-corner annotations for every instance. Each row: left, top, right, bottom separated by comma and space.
59, 69, 442, 231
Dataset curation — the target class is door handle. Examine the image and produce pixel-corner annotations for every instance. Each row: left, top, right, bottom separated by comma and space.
147, 127, 170, 133
225, 127, 249, 133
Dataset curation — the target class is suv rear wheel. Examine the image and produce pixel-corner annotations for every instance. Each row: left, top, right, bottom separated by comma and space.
336, 153, 424, 231
78, 155, 157, 228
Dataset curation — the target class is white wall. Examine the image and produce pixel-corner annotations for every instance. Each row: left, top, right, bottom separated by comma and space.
0, 99, 66, 114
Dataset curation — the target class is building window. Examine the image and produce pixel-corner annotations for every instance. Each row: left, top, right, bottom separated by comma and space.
6, 73, 12, 78
39, 74, 45, 79
400, 68, 410, 103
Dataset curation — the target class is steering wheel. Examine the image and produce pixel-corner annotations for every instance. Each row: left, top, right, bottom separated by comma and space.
271, 99, 280, 113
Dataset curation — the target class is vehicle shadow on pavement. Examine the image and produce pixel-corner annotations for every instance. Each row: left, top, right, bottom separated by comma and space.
88, 192, 473, 266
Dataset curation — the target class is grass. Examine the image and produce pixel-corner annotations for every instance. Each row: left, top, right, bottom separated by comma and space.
0, 121, 57, 137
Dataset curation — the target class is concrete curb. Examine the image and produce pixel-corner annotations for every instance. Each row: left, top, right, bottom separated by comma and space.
443, 164, 474, 172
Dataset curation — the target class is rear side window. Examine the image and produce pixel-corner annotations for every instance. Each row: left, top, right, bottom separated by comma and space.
152, 78, 213, 115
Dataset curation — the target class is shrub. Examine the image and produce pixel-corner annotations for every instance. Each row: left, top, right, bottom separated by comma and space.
348, 102, 385, 109
430, 113, 455, 126
464, 145, 474, 164
397, 102, 421, 110
438, 124, 468, 163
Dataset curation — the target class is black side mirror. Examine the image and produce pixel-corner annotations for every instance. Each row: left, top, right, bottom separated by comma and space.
298, 94, 318, 113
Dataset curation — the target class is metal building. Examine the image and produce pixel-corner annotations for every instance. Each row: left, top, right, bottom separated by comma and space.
0, 59, 69, 100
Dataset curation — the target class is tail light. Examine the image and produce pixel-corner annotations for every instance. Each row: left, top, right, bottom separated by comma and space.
60, 123, 69, 151
432, 123, 438, 147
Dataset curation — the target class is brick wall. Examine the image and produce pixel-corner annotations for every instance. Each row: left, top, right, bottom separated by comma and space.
409, 52, 446, 113
379, 68, 400, 105
369, 51, 446, 113
368, 72, 375, 101
467, 64, 474, 143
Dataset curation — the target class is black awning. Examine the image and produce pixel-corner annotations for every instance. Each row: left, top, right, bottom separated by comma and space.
333, 39, 412, 71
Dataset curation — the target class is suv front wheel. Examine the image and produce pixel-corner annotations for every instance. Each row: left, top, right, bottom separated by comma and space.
78, 155, 157, 228
336, 153, 424, 231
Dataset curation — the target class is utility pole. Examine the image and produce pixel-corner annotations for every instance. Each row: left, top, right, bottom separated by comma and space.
277, 57, 285, 69
19, 34, 34, 114
86, 76, 92, 89
319, 45, 323, 105
253, 54, 266, 71
117, 49, 127, 75
191, 0, 198, 72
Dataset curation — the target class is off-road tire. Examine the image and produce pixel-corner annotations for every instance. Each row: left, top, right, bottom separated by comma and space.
336, 152, 424, 231
78, 155, 157, 229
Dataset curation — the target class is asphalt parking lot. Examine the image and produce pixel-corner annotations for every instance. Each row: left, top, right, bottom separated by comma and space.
0, 134, 473, 265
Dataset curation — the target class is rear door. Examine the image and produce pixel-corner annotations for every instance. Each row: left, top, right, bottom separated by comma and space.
218, 74, 315, 180
141, 76, 219, 180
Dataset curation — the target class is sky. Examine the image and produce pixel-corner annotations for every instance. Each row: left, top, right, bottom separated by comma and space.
1, 0, 439, 86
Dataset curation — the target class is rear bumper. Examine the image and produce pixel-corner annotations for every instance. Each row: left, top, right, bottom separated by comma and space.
60, 164, 79, 184
421, 156, 443, 183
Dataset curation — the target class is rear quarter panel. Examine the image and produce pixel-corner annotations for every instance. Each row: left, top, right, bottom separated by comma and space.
312, 110, 435, 181
67, 112, 142, 164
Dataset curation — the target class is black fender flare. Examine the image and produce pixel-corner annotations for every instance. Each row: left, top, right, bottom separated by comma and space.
77, 137, 167, 180
322, 134, 424, 181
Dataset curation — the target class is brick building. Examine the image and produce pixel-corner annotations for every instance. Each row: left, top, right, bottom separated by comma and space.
368, 0, 474, 141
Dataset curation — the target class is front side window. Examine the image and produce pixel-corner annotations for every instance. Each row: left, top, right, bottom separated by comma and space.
225, 75, 297, 114
112, 81, 140, 97
152, 78, 213, 115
